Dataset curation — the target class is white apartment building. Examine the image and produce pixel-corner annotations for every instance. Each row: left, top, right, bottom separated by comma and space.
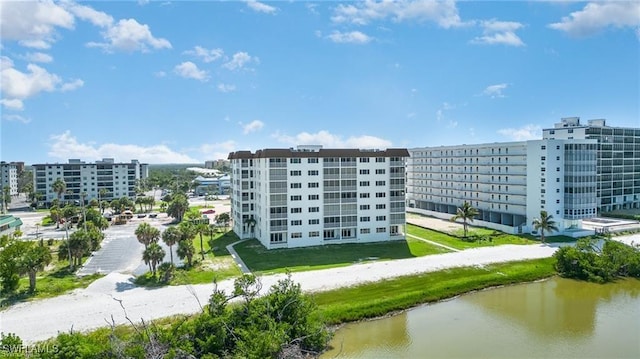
543, 117, 640, 212
406, 139, 598, 236
32, 158, 149, 206
0, 162, 19, 196
228, 146, 410, 249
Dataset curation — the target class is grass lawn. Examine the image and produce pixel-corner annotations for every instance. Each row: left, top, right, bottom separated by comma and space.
1, 241, 103, 307
407, 223, 552, 250
135, 231, 242, 287
234, 237, 451, 274
314, 257, 557, 324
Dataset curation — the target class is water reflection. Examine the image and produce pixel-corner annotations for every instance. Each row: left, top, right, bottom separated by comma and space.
322, 278, 640, 359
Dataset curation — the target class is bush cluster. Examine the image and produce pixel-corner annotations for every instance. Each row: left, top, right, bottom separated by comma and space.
554, 238, 640, 283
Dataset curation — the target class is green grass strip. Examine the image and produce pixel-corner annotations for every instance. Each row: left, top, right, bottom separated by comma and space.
313, 257, 557, 324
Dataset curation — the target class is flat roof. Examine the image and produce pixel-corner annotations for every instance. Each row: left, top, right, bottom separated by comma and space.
228, 148, 409, 159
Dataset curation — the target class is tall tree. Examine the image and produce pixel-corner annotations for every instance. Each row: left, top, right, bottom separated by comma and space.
135, 223, 160, 250
52, 178, 66, 206
532, 210, 559, 243
98, 189, 108, 214
194, 222, 209, 260
18, 244, 52, 292
142, 243, 165, 277
216, 213, 231, 232
451, 201, 479, 238
162, 226, 181, 265
1, 186, 11, 214
177, 239, 195, 267
166, 193, 189, 222
244, 217, 257, 238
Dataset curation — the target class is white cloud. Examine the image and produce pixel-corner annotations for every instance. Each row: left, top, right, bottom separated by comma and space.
47, 131, 199, 164
87, 18, 171, 52
199, 140, 237, 161
498, 124, 541, 141
0, 56, 84, 110
436, 102, 454, 121
549, 2, 640, 38
242, 120, 265, 134
327, 31, 373, 44
65, 2, 114, 28
23, 52, 54, 63
246, 0, 278, 14
1, 61, 60, 101
183, 46, 224, 63
482, 83, 508, 98
217, 83, 236, 93
60, 79, 84, 92
273, 130, 393, 149
154, 71, 166, 77
331, 0, 465, 28
0, 0, 74, 48
174, 61, 209, 81
2, 113, 31, 123
0, 99, 24, 111
223, 52, 258, 70
472, 20, 525, 46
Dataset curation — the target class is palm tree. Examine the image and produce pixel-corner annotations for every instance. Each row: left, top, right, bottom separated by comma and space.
52, 178, 66, 206
18, 244, 52, 292
532, 210, 559, 243
451, 201, 479, 238
177, 239, 195, 267
135, 223, 159, 249
143, 243, 165, 277
98, 189, 108, 214
194, 222, 209, 260
244, 217, 257, 238
1, 186, 10, 214
162, 226, 181, 265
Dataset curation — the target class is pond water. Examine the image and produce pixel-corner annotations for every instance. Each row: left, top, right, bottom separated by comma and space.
322, 277, 640, 359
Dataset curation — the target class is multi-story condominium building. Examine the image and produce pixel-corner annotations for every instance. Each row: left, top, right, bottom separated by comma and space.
406, 139, 598, 236
543, 117, 640, 212
32, 158, 149, 206
0, 162, 19, 196
228, 145, 410, 249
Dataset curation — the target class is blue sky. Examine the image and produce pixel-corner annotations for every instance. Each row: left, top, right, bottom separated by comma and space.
1, 0, 639, 164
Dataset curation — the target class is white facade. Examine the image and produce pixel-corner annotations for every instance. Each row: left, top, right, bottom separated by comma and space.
0, 162, 18, 196
406, 138, 597, 236
228, 146, 409, 249
543, 117, 640, 212
32, 158, 149, 206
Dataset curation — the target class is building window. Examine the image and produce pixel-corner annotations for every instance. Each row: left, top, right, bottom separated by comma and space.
376, 180, 386, 186
360, 228, 370, 234
375, 169, 386, 175
360, 216, 370, 222
359, 158, 370, 163
309, 194, 319, 200
360, 193, 370, 198
376, 215, 386, 221
309, 219, 320, 225
291, 207, 302, 213
291, 220, 302, 226
360, 181, 370, 186
376, 158, 386, 163
290, 183, 302, 189
290, 170, 301, 176
360, 169, 369, 175
270, 233, 285, 243
308, 182, 319, 188
308, 170, 318, 176
308, 158, 318, 164
290, 195, 302, 201
376, 227, 386, 233
291, 232, 302, 238
541, 145, 546, 150
376, 192, 386, 198
290, 158, 301, 164
309, 207, 319, 212
309, 231, 319, 237
376, 204, 386, 209
360, 204, 370, 210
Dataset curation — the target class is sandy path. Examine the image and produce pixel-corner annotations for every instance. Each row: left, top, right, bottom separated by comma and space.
1, 243, 558, 344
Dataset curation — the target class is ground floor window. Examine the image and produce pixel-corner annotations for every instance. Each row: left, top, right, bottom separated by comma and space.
324, 229, 337, 240
270, 232, 286, 243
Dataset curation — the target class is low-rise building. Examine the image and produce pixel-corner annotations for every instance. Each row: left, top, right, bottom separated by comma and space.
0, 161, 19, 196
